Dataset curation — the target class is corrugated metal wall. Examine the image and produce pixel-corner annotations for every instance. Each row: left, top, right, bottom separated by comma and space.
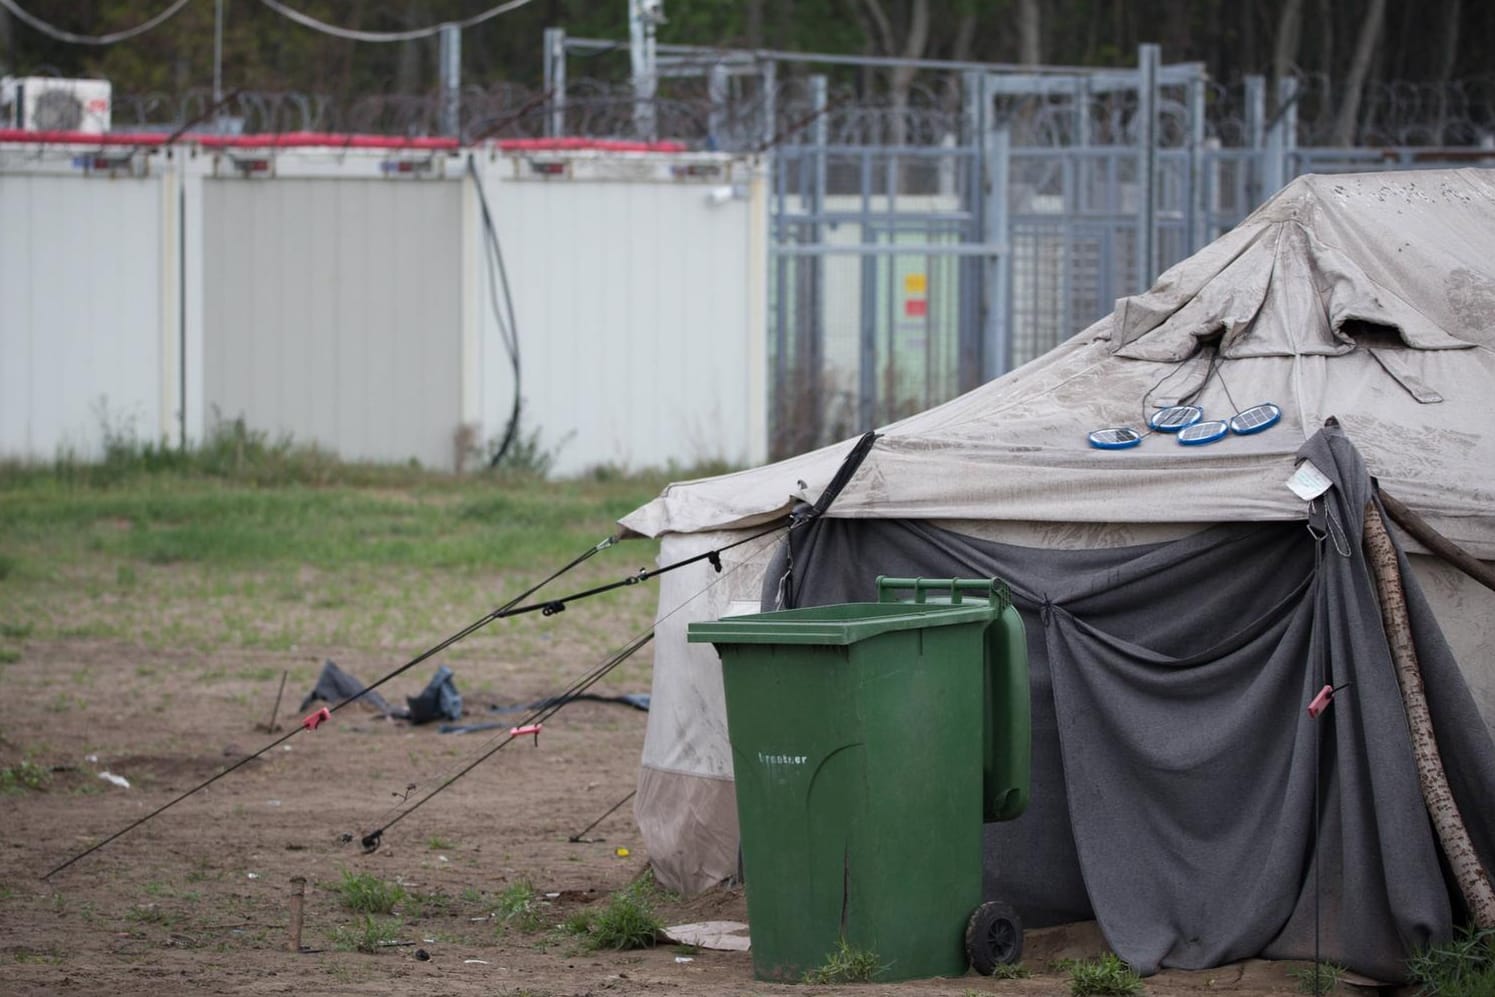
202, 178, 463, 468
0, 144, 767, 474
484, 173, 763, 476
0, 171, 170, 458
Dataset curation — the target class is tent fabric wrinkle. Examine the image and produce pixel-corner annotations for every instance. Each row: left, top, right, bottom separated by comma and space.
619, 170, 1495, 556
623, 168, 1495, 977
773, 427, 1495, 979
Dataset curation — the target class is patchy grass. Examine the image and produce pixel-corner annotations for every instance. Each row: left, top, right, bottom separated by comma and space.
803, 937, 889, 984
1407, 926, 1495, 996
988, 962, 1031, 979
1069, 953, 1143, 996
0, 760, 50, 793
330, 915, 403, 953
1287, 962, 1344, 995
495, 880, 543, 934
582, 881, 663, 951
336, 871, 406, 916
0, 439, 668, 654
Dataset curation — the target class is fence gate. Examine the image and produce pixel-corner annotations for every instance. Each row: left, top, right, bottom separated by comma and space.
768, 78, 1000, 458
767, 49, 1211, 458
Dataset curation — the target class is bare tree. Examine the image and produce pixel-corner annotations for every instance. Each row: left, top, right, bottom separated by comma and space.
1018, 0, 1040, 65
1435, 0, 1462, 143
1333, 0, 1386, 145
746, 0, 765, 49
1272, 0, 1304, 97
858, 0, 930, 149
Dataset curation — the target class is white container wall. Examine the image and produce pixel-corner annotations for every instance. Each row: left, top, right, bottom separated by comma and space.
0, 159, 175, 458
201, 175, 464, 468
0, 139, 768, 474
477, 153, 767, 476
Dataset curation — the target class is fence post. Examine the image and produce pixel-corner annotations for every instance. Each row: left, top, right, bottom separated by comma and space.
984, 117, 1011, 382
760, 60, 777, 150
1276, 75, 1299, 188
628, 0, 659, 142
809, 74, 828, 439
1188, 68, 1208, 254
543, 27, 566, 138
708, 63, 728, 148
439, 23, 461, 139
1137, 43, 1160, 291
857, 146, 877, 430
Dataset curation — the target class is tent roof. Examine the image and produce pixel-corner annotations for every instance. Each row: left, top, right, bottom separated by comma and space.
621, 169, 1495, 557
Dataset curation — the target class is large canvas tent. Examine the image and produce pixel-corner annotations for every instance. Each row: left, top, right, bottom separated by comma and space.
619, 169, 1495, 979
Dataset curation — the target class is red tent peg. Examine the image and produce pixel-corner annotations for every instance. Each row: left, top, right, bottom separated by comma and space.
302, 707, 332, 731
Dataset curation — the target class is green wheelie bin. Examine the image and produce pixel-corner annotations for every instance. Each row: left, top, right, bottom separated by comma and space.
687, 576, 1030, 982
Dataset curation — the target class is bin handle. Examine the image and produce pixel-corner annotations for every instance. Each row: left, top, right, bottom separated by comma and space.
876, 576, 1011, 611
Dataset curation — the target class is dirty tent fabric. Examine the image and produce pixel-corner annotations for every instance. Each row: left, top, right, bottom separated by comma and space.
619, 168, 1495, 978
771, 427, 1495, 978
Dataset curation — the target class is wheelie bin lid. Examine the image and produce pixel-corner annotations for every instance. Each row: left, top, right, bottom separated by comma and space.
688, 600, 997, 647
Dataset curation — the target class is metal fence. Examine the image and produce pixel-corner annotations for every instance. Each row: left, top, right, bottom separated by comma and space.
114, 41, 1495, 459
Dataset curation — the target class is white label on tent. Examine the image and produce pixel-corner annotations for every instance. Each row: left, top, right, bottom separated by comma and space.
1287, 460, 1333, 501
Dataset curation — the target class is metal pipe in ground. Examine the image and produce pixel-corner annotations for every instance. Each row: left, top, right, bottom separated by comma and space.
287, 876, 307, 952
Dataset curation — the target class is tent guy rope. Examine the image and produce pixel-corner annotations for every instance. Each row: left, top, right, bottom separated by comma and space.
42, 431, 883, 880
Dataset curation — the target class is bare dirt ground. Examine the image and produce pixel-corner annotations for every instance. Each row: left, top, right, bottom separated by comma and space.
1, 635, 1387, 996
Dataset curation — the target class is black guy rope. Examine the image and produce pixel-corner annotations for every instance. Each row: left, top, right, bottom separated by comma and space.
44, 430, 884, 878
359, 430, 882, 848
41, 534, 617, 880
503, 432, 883, 620
359, 631, 655, 851
506, 521, 785, 620
569, 789, 637, 843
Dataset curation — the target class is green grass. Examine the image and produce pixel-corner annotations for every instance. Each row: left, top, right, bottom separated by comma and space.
0, 431, 672, 652
495, 880, 542, 933
802, 937, 889, 984
560, 909, 595, 937
336, 871, 406, 916
582, 882, 663, 951
1407, 925, 1495, 996
331, 915, 402, 953
0, 760, 49, 793
988, 962, 1030, 979
1288, 962, 1344, 995
1069, 953, 1143, 996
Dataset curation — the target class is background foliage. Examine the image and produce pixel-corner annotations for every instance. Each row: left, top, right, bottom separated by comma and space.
2, 1, 1489, 135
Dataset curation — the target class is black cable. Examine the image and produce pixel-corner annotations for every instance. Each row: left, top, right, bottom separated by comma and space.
466, 155, 524, 469
499, 520, 787, 620
42, 534, 614, 880
0, 0, 191, 46
1215, 360, 1243, 415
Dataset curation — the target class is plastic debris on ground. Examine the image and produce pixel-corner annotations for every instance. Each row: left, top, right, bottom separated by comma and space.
662, 921, 751, 952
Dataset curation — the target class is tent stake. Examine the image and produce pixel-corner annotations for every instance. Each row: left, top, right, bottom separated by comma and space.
287, 876, 307, 953
1363, 501, 1495, 928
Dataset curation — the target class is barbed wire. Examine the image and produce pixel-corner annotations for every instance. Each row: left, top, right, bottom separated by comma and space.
109, 73, 1495, 150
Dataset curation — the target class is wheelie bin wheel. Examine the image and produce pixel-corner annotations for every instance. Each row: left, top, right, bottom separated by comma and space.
966, 900, 1023, 973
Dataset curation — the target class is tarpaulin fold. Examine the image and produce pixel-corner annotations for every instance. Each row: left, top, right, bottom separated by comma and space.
775, 426, 1495, 979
